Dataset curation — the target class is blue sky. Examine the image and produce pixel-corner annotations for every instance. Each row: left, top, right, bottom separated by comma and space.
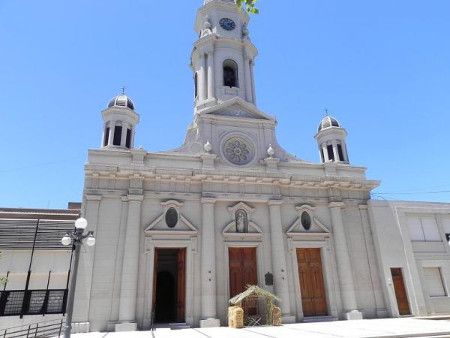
1, 0, 449, 209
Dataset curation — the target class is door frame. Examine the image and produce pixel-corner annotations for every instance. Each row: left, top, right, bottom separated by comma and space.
152, 248, 187, 323
143, 238, 196, 329
390, 267, 411, 316
296, 248, 328, 317
288, 238, 339, 320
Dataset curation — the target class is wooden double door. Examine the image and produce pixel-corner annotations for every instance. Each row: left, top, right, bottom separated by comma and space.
229, 247, 257, 298
297, 248, 328, 317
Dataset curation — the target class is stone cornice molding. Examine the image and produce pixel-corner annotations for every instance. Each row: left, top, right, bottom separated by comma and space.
201, 197, 217, 204
85, 194, 102, 201
127, 195, 144, 202
328, 201, 345, 208
268, 199, 283, 206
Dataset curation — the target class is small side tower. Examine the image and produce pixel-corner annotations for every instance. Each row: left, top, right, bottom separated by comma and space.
315, 115, 349, 164
101, 94, 140, 150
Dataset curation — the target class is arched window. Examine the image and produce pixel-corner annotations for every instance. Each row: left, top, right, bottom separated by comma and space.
223, 59, 238, 88
194, 72, 198, 98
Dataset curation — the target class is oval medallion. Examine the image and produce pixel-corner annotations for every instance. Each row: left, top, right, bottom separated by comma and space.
301, 211, 312, 230
165, 207, 179, 228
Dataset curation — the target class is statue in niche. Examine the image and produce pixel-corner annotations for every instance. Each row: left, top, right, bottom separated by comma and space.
235, 209, 249, 233
201, 16, 213, 37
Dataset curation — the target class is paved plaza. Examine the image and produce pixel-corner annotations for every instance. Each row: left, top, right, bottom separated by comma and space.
66, 318, 450, 338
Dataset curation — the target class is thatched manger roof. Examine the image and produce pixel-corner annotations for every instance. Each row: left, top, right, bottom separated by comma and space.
229, 285, 280, 305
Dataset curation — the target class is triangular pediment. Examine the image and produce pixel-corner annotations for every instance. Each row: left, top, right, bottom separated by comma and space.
201, 97, 274, 121
286, 205, 330, 238
144, 213, 198, 237
223, 220, 263, 239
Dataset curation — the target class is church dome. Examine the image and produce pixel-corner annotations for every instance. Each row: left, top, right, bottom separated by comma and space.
107, 94, 135, 110
317, 116, 340, 132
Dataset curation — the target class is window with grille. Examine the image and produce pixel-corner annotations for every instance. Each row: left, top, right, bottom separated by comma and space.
0, 290, 66, 316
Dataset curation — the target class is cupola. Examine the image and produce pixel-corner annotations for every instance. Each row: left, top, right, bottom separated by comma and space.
108, 94, 135, 110
315, 114, 349, 164
101, 93, 140, 150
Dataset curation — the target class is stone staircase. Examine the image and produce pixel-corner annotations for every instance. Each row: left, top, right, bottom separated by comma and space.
152, 323, 191, 330
301, 316, 338, 323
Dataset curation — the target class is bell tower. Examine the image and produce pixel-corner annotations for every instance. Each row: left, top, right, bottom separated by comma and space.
192, 0, 258, 113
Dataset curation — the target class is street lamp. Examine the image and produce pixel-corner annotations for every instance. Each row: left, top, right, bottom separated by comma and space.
61, 217, 95, 338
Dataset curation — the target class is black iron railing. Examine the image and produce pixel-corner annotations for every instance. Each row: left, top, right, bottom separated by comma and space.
0, 318, 65, 338
0, 290, 67, 317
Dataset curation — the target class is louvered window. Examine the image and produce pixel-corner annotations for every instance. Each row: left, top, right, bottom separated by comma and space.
423, 267, 446, 297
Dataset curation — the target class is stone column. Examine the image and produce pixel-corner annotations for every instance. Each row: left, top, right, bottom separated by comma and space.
200, 198, 220, 327
117, 195, 143, 331
198, 53, 207, 102
206, 51, 215, 100
322, 144, 329, 162
329, 202, 363, 320
342, 142, 349, 162
268, 200, 293, 322
120, 123, 129, 147
101, 124, 106, 147
332, 141, 339, 162
130, 128, 135, 149
244, 55, 253, 103
250, 60, 256, 104
108, 121, 116, 146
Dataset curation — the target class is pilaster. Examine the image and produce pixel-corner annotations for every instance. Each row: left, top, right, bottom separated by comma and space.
268, 200, 294, 323
200, 197, 220, 327
116, 194, 144, 331
359, 204, 388, 318
329, 201, 363, 320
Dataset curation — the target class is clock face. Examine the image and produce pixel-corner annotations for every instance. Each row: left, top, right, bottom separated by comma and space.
220, 18, 236, 31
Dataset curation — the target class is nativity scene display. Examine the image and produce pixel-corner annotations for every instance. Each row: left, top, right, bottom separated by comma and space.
228, 285, 282, 328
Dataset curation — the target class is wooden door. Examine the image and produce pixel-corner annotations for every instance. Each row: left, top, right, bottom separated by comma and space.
229, 248, 257, 298
297, 248, 328, 317
391, 268, 411, 315
176, 249, 186, 322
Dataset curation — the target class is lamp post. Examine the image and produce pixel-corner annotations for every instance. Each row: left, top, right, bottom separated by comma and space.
61, 217, 95, 338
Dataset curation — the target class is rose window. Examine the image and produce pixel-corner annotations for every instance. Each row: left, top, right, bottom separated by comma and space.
223, 137, 254, 165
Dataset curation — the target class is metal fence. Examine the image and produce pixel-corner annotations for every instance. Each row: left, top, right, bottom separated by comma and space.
0, 219, 75, 250
0, 318, 65, 338
0, 290, 67, 317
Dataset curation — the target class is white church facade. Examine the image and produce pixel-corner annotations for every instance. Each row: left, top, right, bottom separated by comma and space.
2, 0, 450, 333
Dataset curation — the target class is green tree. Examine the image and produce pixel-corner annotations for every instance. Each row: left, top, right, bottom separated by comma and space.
236, 0, 259, 14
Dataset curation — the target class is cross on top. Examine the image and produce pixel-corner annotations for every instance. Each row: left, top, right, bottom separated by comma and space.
121, 86, 126, 94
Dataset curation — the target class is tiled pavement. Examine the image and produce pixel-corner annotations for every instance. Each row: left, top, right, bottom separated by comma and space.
67, 318, 450, 338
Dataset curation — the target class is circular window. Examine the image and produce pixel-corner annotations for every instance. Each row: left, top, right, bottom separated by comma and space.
301, 211, 312, 230
165, 208, 179, 228
223, 137, 254, 165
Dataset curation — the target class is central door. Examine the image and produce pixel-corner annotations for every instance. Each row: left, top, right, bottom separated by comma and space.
153, 248, 186, 323
297, 248, 328, 317
229, 247, 257, 298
